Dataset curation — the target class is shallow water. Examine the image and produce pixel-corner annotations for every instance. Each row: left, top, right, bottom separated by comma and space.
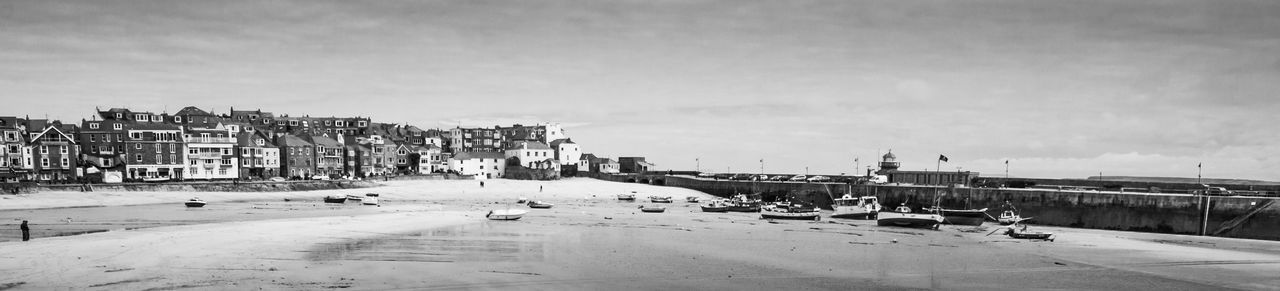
305, 222, 548, 263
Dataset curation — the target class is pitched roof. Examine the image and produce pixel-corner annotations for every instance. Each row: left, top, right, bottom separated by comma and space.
549, 138, 575, 147
452, 151, 505, 160
580, 153, 598, 161
175, 106, 215, 116
278, 135, 313, 146
303, 134, 341, 147
508, 140, 551, 150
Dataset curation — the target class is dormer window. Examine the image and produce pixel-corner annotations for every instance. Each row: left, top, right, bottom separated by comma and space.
175, 116, 182, 122
135, 114, 147, 121
113, 123, 122, 130
115, 113, 122, 119
335, 121, 344, 127
89, 123, 100, 129
256, 139, 264, 146
151, 116, 160, 122
358, 121, 367, 127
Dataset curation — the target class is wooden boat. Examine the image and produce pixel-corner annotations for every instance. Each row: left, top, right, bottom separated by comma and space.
831, 194, 882, 219
988, 220, 1055, 241
617, 193, 636, 201
527, 201, 554, 209
345, 194, 364, 202
685, 196, 700, 203
323, 196, 347, 203
184, 197, 207, 208
760, 202, 821, 220
700, 199, 731, 212
144, 177, 171, 183
932, 207, 989, 226
364, 193, 380, 197
876, 204, 944, 229
362, 197, 379, 205
724, 193, 762, 212
639, 205, 666, 213
486, 209, 528, 220
649, 196, 673, 203
517, 197, 529, 203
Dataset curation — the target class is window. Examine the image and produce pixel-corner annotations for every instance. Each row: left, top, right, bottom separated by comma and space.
103, 158, 111, 167
113, 123, 122, 130
256, 139, 264, 146
135, 114, 146, 121
131, 132, 141, 139
115, 113, 122, 119
156, 154, 162, 164
90, 135, 96, 142
289, 120, 298, 126
242, 148, 249, 155
190, 159, 197, 165
40, 145, 48, 154
41, 158, 49, 167
135, 155, 142, 162
206, 159, 214, 164
154, 144, 161, 152
190, 167, 197, 174
89, 123, 100, 129
358, 121, 367, 127
242, 159, 249, 166
169, 144, 175, 152
335, 121, 344, 127
189, 148, 198, 155
221, 148, 230, 155
221, 158, 231, 165
102, 134, 108, 141
136, 144, 142, 150
169, 154, 175, 164
219, 169, 227, 175
175, 116, 182, 122
398, 159, 406, 164
324, 120, 331, 126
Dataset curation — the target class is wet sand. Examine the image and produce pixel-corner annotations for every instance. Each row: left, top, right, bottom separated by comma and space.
1, 178, 1278, 290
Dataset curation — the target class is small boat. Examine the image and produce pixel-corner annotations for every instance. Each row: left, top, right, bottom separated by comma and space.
487, 209, 528, 220
527, 201, 554, 209
617, 193, 636, 201
323, 196, 347, 203
345, 194, 364, 202
685, 196, 700, 203
362, 197, 379, 205
184, 197, 207, 208
831, 194, 881, 219
144, 177, 171, 183
760, 202, 821, 220
650, 196, 673, 203
998, 210, 1025, 225
700, 199, 731, 212
930, 207, 989, 226
724, 194, 763, 212
639, 205, 666, 213
988, 221, 1055, 241
364, 193, 380, 197
876, 204, 944, 229
517, 197, 529, 203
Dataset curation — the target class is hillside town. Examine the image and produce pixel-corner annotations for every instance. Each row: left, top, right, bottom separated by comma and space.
0, 106, 645, 184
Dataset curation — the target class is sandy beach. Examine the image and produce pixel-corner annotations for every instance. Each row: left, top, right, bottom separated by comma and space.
2, 178, 1278, 290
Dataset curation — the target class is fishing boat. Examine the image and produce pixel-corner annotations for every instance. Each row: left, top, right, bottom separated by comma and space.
830, 194, 882, 219
700, 199, 731, 212
527, 201, 554, 209
323, 195, 347, 203
760, 202, 821, 220
929, 207, 989, 226
486, 209, 528, 220
725, 193, 762, 212
988, 220, 1055, 241
617, 193, 636, 201
685, 196, 700, 203
876, 204, 944, 229
362, 197, 379, 205
345, 194, 364, 202
184, 197, 207, 208
639, 205, 666, 213
649, 196, 673, 203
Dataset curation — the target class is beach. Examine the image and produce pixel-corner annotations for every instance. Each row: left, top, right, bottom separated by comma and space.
1, 178, 1278, 290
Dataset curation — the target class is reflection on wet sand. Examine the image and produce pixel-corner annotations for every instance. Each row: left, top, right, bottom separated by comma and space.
306, 223, 547, 263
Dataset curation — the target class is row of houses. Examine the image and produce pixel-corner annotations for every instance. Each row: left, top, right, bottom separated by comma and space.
2, 106, 646, 183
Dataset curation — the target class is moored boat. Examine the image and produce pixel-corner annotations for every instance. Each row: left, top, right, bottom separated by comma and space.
700, 199, 731, 212
345, 194, 364, 202
930, 207, 989, 226
617, 193, 636, 201
998, 210, 1024, 225
760, 202, 821, 220
831, 194, 881, 219
184, 197, 207, 208
685, 196, 700, 203
364, 193, 380, 197
527, 201, 554, 209
649, 196, 673, 203
323, 195, 347, 203
639, 205, 666, 213
486, 209, 528, 220
517, 197, 529, 204
362, 197, 379, 205
876, 204, 944, 229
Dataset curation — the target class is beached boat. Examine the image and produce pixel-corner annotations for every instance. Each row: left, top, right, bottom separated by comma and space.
184, 197, 207, 208
760, 202, 821, 220
639, 205, 666, 213
362, 197, 379, 205
929, 207, 989, 226
486, 209, 528, 220
323, 196, 347, 203
831, 194, 881, 219
517, 197, 529, 204
988, 221, 1055, 241
650, 196, 673, 203
527, 201, 554, 209
700, 199, 731, 212
998, 210, 1025, 225
724, 194, 762, 212
364, 193, 380, 198
876, 204, 944, 229
685, 196, 700, 203
617, 193, 636, 201
144, 177, 171, 183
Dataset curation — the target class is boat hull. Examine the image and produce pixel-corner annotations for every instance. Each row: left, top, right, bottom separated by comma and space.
761, 211, 820, 220
1008, 230, 1054, 241
323, 197, 347, 203
640, 208, 666, 213
487, 209, 527, 220
726, 204, 760, 212
617, 195, 636, 201
876, 212, 944, 229
700, 205, 730, 212
939, 209, 988, 226
831, 206, 876, 219
184, 202, 206, 208
362, 197, 379, 205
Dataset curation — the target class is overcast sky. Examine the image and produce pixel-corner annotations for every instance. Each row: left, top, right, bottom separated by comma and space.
3, 0, 1279, 180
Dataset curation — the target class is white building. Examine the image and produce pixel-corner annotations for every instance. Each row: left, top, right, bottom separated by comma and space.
183, 124, 239, 180
504, 140, 556, 170
415, 145, 444, 174
549, 138, 581, 169
448, 151, 505, 179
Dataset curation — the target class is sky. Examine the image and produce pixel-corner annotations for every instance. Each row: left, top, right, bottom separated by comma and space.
3, 0, 1279, 180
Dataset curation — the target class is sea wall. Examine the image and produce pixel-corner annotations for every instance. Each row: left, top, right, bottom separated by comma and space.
587, 173, 1280, 241
2, 180, 380, 194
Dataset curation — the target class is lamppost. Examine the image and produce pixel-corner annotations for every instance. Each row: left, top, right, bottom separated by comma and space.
759, 159, 764, 175
695, 158, 699, 173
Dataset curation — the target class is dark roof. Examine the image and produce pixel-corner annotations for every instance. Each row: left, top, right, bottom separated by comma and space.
277, 135, 313, 147
303, 134, 341, 147
549, 138, 575, 147
175, 106, 215, 116
580, 153, 598, 160
453, 151, 505, 160
508, 140, 551, 150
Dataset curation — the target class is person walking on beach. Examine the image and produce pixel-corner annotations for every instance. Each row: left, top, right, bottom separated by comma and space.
539, 185, 543, 192
20, 220, 30, 241
480, 181, 485, 188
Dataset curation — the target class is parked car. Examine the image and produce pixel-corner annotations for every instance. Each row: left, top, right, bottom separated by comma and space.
268, 177, 287, 182
789, 175, 807, 181
751, 175, 770, 181
769, 175, 791, 181
806, 175, 830, 182
730, 174, 755, 181
697, 172, 715, 178
712, 173, 735, 180
311, 175, 331, 181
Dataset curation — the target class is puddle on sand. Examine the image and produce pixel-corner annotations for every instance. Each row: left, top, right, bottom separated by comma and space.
305, 223, 547, 263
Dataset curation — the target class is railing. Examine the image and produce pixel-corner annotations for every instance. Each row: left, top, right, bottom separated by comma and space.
188, 153, 223, 159
188, 137, 236, 144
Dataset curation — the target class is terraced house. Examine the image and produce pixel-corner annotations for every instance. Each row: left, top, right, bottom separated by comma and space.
122, 123, 184, 181
0, 117, 23, 182
302, 135, 343, 178
277, 135, 315, 179
237, 131, 279, 179
17, 119, 80, 182
78, 118, 129, 183
183, 124, 237, 180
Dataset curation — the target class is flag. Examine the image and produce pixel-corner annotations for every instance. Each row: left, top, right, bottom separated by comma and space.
939, 155, 949, 162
